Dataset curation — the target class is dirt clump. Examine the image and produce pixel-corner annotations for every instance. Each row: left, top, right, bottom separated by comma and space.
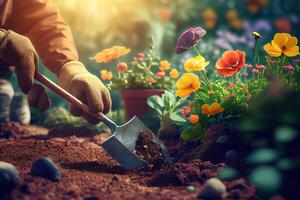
0, 122, 31, 139
149, 159, 225, 187
225, 178, 260, 200
134, 132, 167, 170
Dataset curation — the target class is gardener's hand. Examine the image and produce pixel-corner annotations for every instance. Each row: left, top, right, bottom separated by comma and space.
58, 61, 111, 124
0, 29, 51, 111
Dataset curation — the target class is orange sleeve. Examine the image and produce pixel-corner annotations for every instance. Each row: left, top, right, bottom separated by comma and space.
9, 0, 79, 75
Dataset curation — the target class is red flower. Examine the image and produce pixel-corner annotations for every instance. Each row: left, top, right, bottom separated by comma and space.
227, 83, 234, 90
156, 71, 166, 78
182, 106, 191, 116
243, 72, 249, 77
215, 50, 246, 76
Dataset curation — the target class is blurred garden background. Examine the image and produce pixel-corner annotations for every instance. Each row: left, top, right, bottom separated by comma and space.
19, 0, 299, 125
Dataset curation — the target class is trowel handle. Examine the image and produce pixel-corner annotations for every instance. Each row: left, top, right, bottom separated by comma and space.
34, 72, 117, 131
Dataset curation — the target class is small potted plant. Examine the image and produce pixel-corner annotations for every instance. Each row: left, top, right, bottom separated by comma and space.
90, 40, 180, 119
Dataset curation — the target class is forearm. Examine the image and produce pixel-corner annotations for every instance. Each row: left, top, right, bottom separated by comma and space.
9, 0, 78, 75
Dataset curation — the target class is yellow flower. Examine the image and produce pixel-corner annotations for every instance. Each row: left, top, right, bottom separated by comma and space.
263, 33, 299, 57
160, 60, 171, 71
100, 70, 113, 81
169, 69, 179, 79
184, 55, 209, 71
91, 46, 131, 63
176, 73, 201, 97
201, 102, 224, 116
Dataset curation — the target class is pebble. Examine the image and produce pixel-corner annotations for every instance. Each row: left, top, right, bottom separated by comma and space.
186, 185, 196, 192
0, 161, 20, 195
31, 157, 61, 181
216, 135, 229, 144
225, 150, 239, 165
199, 178, 226, 199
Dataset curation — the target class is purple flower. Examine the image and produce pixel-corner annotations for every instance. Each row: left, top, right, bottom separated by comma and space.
175, 27, 206, 54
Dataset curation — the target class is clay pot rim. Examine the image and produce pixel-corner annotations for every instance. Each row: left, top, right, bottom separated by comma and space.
121, 88, 165, 99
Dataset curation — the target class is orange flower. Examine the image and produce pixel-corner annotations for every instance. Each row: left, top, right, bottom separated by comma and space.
156, 71, 166, 78
91, 46, 131, 63
157, 8, 172, 22
189, 114, 199, 124
201, 102, 224, 116
100, 70, 113, 81
241, 87, 249, 93
176, 73, 201, 97
147, 78, 156, 84
169, 69, 179, 79
117, 62, 128, 72
160, 60, 171, 72
215, 50, 246, 76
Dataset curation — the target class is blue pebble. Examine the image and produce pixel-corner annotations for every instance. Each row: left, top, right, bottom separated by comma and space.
186, 185, 196, 192
31, 157, 61, 181
0, 161, 19, 195
216, 135, 230, 144
225, 150, 239, 165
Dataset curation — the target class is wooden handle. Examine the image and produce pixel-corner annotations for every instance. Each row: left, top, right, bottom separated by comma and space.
34, 72, 104, 120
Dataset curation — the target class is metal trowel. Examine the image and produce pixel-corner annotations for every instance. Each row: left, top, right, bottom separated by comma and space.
35, 72, 172, 170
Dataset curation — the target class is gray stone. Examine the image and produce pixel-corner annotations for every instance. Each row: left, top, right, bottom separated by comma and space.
199, 178, 226, 199
0, 79, 14, 122
10, 93, 30, 125
0, 161, 20, 195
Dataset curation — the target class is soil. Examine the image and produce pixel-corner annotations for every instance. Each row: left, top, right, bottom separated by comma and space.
0, 122, 261, 200
134, 132, 166, 170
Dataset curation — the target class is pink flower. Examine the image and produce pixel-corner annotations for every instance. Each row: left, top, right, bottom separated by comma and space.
282, 65, 295, 71
208, 90, 215, 95
133, 57, 138, 62
292, 59, 300, 63
156, 71, 166, 78
256, 64, 266, 70
227, 83, 234, 90
244, 64, 253, 68
268, 60, 276, 64
243, 72, 249, 77
252, 68, 259, 74
138, 53, 145, 59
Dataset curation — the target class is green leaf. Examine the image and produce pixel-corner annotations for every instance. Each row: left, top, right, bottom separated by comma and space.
147, 95, 163, 115
162, 90, 175, 111
248, 166, 282, 197
169, 112, 186, 125
180, 124, 204, 141
246, 148, 278, 165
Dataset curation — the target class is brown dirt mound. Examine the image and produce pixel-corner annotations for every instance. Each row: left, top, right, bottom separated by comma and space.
0, 122, 31, 139
0, 123, 260, 200
225, 179, 260, 200
134, 132, 167, 170
149, 160, 225, 186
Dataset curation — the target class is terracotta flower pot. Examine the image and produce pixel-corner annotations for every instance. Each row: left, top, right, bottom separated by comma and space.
121, 89, 165, 120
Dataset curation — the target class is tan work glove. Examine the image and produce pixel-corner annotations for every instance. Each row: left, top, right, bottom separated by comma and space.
58, 61, 111, 124
0, 29, 50, 111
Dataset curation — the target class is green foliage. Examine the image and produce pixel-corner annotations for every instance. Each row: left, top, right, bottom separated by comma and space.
180, 124, 204, 141
147, 90, 187, 137
35, 107, 106, 132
